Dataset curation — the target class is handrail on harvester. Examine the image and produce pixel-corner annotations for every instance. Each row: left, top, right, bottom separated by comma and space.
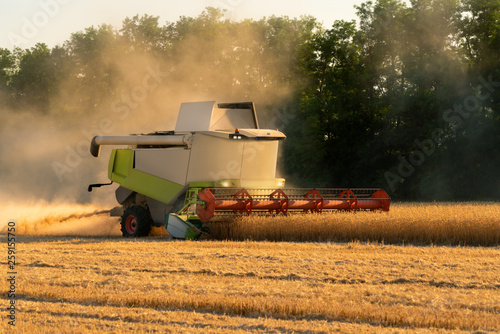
196, 188, 390, 222
90, 134, 192, 157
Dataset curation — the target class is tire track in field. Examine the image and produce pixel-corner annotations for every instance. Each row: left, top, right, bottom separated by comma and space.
1, 297, 336, 334
121, 267, 500, 290
6, 288, 498, 332
14, 260, 498, 291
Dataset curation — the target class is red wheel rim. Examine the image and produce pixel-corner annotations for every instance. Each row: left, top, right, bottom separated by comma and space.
125, 216, 137, 234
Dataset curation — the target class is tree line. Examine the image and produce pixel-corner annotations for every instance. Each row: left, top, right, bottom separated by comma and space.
1, 1, 499, 200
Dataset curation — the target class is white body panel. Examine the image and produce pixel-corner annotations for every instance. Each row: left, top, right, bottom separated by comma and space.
187, 133, 244, 182
134, 148, 191, 185
132, 132, 281, 188
175, 101, 216, 132
239, 141, 279, 180
186, 133, 279, 185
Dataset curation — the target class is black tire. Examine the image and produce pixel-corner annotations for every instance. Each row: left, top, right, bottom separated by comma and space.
121, 205, 153, 237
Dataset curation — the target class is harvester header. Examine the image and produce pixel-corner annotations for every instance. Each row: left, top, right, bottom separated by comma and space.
89, 101, 390, 239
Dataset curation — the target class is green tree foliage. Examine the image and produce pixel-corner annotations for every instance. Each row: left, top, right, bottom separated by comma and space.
63, 25, 122, 114
449, 0, 500, 199
355, 0, 471, 199
284, 0, 498, 199
0, 48, 13, 87
0, 48, 14, 108
9, 43, 60, 113
121, 14, 168, 53
283, 20, 385, 187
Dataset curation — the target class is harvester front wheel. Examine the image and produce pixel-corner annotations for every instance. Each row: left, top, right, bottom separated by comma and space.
121, 205, 152, 237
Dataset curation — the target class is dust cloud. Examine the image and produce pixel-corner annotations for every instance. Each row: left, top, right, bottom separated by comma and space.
0, 11, 299, 235
0, 198, 121, 236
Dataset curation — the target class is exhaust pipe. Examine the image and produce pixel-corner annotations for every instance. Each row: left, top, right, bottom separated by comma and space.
90, 135, 192, 157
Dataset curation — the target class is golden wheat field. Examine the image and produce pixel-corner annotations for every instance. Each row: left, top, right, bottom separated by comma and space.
0, 202, 498, 333
209, 202, 500, 246
0, 238, 499, 333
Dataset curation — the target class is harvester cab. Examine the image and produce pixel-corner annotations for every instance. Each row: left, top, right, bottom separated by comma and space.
89, 101, 390, 239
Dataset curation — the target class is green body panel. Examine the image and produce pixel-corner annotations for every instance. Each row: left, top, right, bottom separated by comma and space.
188, 181, 216, 188
108, 149, 185, 204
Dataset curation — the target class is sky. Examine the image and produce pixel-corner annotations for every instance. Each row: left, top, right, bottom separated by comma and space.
0, 0, 369, 49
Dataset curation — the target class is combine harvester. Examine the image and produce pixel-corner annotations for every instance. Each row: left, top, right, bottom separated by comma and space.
89, 101, 390, 239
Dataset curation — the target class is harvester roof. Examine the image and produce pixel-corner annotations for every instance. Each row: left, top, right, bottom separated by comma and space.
175, 101, 259, 133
